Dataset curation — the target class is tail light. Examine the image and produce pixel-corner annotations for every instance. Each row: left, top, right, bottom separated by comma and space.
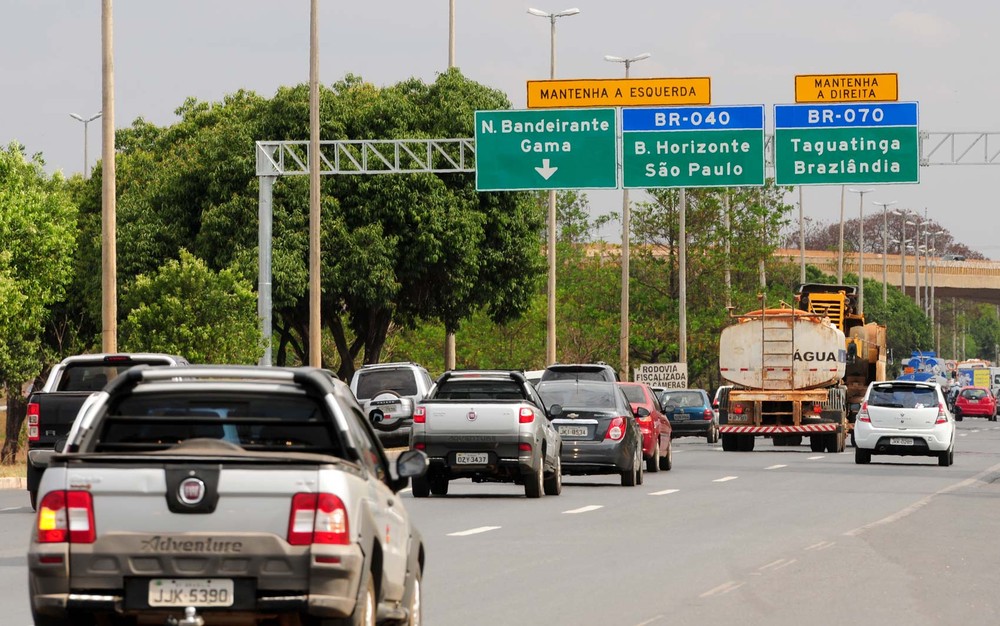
518, 443, 532, 452
288, 493, 349, 546
27, 403, 40, 441
733, 405, 744, 415
812, 403, 823, 414
605, 416, 626, 441
414, 442, 426, 451
519, 407, 534, 424
935, 403, 949, 425
36, 491, 95, 544
857, 402, 871, 423
703, 408, 713, 420
413, 406, 426, 424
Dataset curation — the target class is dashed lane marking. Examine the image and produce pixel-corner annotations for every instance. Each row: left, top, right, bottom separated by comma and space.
648, 488, 680, 496
713, 476, 739, 483
804, 541, 836, 551
447, 526, 501, 537
699, 581, 744, 598
562, 505, 604, 514
764, 464, 787, 470
807, 455, 824, 460
399, 488, 412, 494
757, 558, 797, 572
633, 615, 665, 626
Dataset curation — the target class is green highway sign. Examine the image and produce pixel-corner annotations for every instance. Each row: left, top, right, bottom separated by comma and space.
774, 102, 919, 185
475, 108, 617, 191
621, 106, 765, 188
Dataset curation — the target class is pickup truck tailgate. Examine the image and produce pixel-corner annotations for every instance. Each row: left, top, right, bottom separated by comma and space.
422, 401, 520, 435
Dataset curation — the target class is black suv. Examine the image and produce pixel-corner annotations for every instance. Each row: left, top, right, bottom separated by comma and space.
540, 362, 619, 383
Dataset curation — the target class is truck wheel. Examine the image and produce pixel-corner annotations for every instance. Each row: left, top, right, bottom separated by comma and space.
737, 435, 755, 452
810, 436, 826, 452
543, 456, 562, 496
411, 476, 430, 498
824, 433, 842, 454
430, 475, 449, 497
524, 462, 544, 498
721, 434, 737, 451
646, 441, 661, 473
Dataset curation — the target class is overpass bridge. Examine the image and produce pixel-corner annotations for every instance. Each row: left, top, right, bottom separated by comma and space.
776, 249, 1000, 305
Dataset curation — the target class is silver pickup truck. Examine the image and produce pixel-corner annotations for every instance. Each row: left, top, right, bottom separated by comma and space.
409, 370, 562, 498
28, 365, 428, 626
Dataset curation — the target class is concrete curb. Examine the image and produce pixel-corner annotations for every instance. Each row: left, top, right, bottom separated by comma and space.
0, 477, 26, 490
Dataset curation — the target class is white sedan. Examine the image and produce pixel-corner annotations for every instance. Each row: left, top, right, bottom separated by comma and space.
854, 380, 955, 466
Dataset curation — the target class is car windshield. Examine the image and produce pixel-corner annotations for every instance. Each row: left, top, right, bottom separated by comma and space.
868, 385, 938, 409
543, 368, 610, 382
355, 369, 418, 399
537, 384, 617, 409
435, 379, 525, 401
620, 385, 646, 404
960, 388, 988, 400
660, 391, 704, 408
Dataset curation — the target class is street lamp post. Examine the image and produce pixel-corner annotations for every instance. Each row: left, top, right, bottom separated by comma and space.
605, 52, 650, 381
847, 188, 873, 314
69, 111, 102, 179
873, 200, 897, 304
528, 7, 580, 366
893, 209, 910, 296
906, 218, 923, 310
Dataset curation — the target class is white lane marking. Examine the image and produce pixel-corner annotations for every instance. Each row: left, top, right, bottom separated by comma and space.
959, 433, 968, 437
648, 488, 680, 496
757, 558, 797, 572
447, 526, 501, 537
633, 616, 665, 626
764, 464, 787, 470
0, 506, 25, 512
807, 455, 824, 460
399, 487, 412, 494
562, 505, 604, 514
713, 476, 738, 483
804, 541, 836, 551
699, 581, 744, 598
845, 461, 1000, 537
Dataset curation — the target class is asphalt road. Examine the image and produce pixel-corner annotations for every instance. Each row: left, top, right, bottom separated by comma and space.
2, 420, 999, 625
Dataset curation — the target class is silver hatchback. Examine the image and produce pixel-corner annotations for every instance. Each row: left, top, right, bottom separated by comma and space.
854, 380, 955, 466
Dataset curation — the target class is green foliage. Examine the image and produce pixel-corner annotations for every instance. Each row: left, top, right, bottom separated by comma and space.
0, 143, 78, 385
120, 250, 263, 364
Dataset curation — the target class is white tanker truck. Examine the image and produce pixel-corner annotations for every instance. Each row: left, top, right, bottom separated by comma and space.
717, 305, 849, 453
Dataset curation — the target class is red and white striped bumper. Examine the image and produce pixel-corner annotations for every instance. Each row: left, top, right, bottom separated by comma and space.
719, 424, 839, 434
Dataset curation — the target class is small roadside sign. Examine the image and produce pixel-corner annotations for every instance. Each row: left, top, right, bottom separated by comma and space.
795, 73, 898, 103
634, 363, 688, 389
527, 77, 711, 109
474, 108, 618, 191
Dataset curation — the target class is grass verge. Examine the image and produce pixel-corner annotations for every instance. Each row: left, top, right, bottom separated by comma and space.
0, 405, 28, 479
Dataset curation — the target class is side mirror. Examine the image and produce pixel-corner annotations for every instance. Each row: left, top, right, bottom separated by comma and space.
54, 437, 68, 453
634, 406, 650, 418
390, 449, 429, 493
547, 404, 563, 419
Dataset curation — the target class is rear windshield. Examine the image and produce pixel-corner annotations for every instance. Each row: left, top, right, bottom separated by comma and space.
541, 367, 614, 382
960, 388, 989, 400
868, 386, 938, 409
536, 385, 617, 409
659, 391, 705, 408
355, 369, 418, 400
94, 392, 343, 456
434, 379, 526, 401
57, 364, 136, 392
620, 385, 646, 404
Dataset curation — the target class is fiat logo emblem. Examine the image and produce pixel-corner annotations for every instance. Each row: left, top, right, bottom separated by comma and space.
179, 477, 206, 505
467, 410, 477, 421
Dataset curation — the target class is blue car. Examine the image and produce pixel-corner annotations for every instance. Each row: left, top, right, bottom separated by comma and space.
657, 388, 719, 443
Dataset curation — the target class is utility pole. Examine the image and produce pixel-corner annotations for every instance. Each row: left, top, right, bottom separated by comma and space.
308, 0, 321, 366
101, 0, 117, 353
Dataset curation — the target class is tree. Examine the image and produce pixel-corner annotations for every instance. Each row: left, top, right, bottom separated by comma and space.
119, 250, 263, 364
0, 143, 77, 463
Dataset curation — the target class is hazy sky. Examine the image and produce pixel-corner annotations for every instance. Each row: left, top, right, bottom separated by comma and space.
5, 1, 999, 257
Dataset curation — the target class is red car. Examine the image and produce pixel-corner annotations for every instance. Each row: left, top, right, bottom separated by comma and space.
953, 386, 998, 421
618, 382, 673, 471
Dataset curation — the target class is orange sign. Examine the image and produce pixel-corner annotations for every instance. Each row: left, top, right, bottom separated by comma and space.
527, 77, 711, 109
795, 73, 898, 103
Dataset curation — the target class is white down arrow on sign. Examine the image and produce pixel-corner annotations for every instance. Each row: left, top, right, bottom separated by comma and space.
534, 159, 558, 180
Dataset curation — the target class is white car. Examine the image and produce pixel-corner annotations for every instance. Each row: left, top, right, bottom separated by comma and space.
854, 380, 955, 466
